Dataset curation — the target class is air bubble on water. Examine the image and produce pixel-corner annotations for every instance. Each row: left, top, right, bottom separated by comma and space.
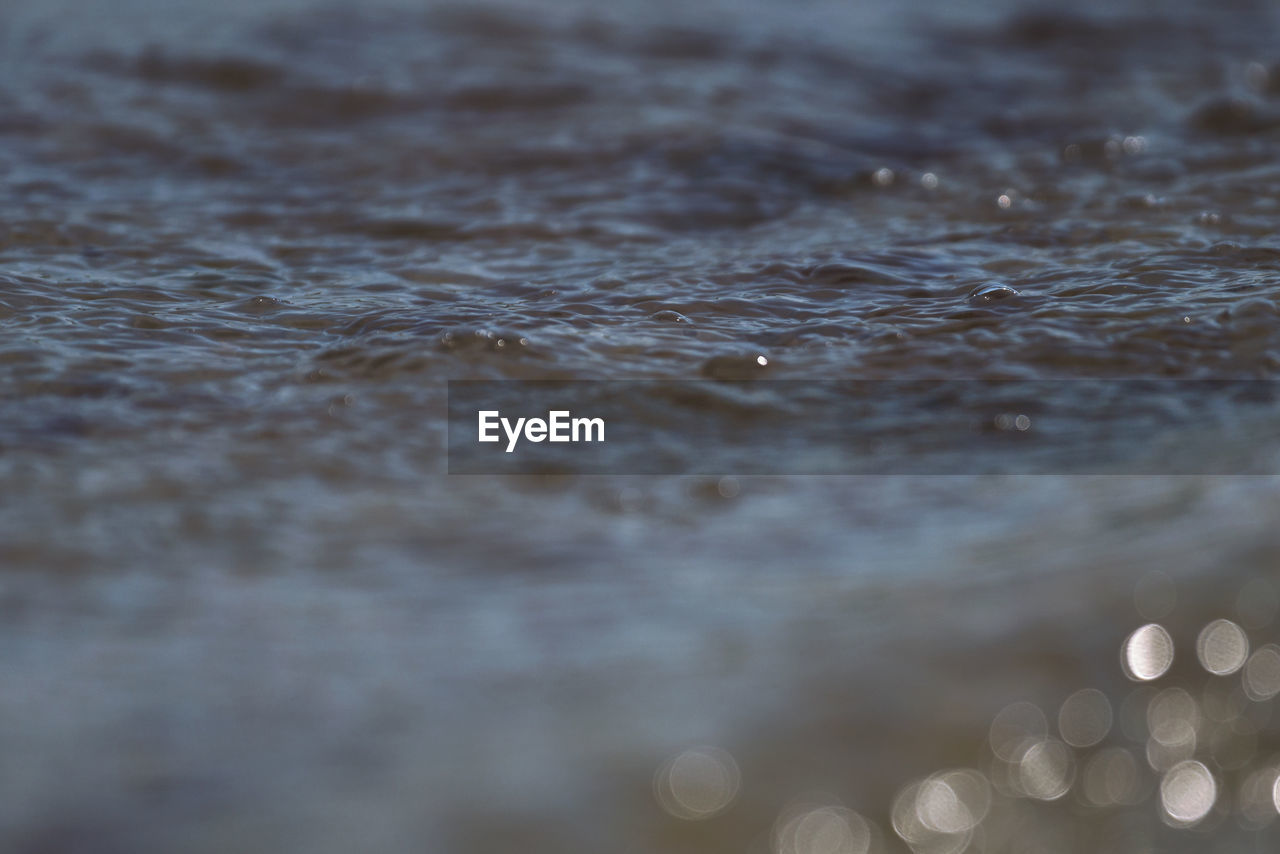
967, 284, 1020, 305
872, 168, 894, 187
921, 172, 939, 189
994, 413, 1032, 431
717, 477, 740, 499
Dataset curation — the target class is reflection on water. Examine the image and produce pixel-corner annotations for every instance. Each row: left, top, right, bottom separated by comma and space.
657, 575, 1280, 851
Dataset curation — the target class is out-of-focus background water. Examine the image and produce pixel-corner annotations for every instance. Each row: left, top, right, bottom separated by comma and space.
4, 0, 1280, 851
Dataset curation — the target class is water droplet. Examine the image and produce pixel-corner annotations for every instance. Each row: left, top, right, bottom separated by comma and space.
717, 476, 740, 499
1122, 135, 1146, 155
993, 412, 1033, 432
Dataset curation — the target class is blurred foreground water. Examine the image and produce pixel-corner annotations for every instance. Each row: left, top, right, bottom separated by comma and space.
3, 0, 1280, 851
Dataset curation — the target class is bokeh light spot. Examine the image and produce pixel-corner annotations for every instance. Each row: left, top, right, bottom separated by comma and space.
1160, 760, 1216, 827
1017, 739, 1074, 801
775, 800, 875, 854
1244, 644, 1280, 701
916, 770, 989, 836
990, 701, 1048, 761
1082, 747, 1142, 807
654, 746, 740, 820
1058, 688, 1112, 748
1122, 624, 1174, 681
1197, 619, 1248, 676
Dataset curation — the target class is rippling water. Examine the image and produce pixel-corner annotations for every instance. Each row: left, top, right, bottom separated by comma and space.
4, 0, 1280, 851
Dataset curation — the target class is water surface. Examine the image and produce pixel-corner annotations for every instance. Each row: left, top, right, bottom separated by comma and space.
4, 0, 1280, 851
